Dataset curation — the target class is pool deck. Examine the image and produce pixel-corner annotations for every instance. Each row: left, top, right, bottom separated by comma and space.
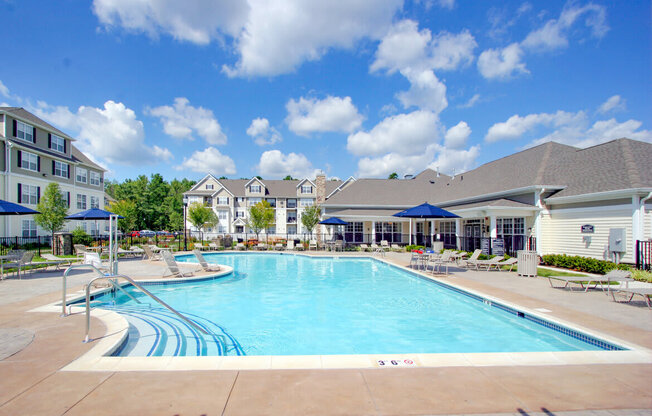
0, 251, 650, 415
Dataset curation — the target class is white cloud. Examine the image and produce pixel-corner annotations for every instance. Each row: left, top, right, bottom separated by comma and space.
223, 0, 402, 77
246, 117, 282, 146
444, 121, 471, 149
0, 80, 10, 98
597, 95, 625, 114
427, 144, 480, 175
477, 43, 528, 80
437, 0, 455, 9
457, 93, 480, 109
256, 150, 319, 179
485, 110, 582, 142
92, 0, 248, 44
347, 110, 440, 157
522, 3, 608, 51
175, 147, 236, 175
396, 69, 448, 113
370, 20, 476, 74
286, 96, 363, 137
34, 100, 172, 166
146, 97, 226, 145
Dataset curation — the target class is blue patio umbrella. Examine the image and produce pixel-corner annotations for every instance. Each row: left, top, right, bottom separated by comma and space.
65, 208, 123, 220
0, 199, 40, 215
319, 217, 348, 244
393, 202, 459, 246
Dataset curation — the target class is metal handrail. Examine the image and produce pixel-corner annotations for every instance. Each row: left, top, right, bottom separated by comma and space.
62, 264, 108, 317
82, 273, 209, 343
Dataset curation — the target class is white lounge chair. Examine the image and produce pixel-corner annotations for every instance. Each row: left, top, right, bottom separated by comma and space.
380, 240, 390, 251
468, 255, 504, 271
274, 243, 285, 251
427, 251, 453, 275
359, 244, 369, 252
391, 244, 402, 252
1, 251, 35, 279
460, 249, 482, 268
610, 287, 652, 309
309, 240, 318, 250
487, 257, 518, 271
235, 242, 246, 251
256, 243, 268, 251
142, 245, 162, 261
286, 240, 295, 250
161, 250, 193, 277
82, 252, 110, 273
192, 250, 221, 272
40, 253, 75, 269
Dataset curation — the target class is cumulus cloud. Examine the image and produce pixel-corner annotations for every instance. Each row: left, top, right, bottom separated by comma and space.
427, 144, 480, 175
457, 93, 480, 109
175, 147, 236, 175
0, 80, 10, 98
347, 110, 440, 157
597, 95, 625, 114
444, 121, 471, 149
146, 97, 226, 145
286, 96, 363, 137
521, 3, 608, 51
34, 100, 172, 166
371, 20, 476, 74
246, 117, 281, 146
93, 0, 248, 44
477, 43, 528, 80
485, 110, 582, 142
256, 150, 319, 179
223, 0, 401, 77
396, 69, 448, 113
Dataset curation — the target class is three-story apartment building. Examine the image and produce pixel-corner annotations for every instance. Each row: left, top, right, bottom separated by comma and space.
0, 107, 107, 237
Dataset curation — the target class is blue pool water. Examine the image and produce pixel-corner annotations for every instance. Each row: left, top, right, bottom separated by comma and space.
93, 253, 614, 356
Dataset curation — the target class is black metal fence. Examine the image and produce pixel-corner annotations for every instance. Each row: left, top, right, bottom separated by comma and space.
636, 240, 651, 270
0, 236, 51, 256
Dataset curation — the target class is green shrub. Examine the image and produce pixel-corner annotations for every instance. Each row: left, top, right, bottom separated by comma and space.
405, 245, 425, 252
631, 269, 652, 283
541, 254, 631, 275
72, 227, 92, 246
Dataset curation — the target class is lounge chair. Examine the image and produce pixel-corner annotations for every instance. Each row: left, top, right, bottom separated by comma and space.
294, 241, 305, 251
142, 245, 162, 261
192, 250, 221, 272
274, 243, 285, 251
380, 240, 390, 251
468, 255, 504, 271
1, 251, 35, 279
610, 287, 652, 309
391, 244, 402, 252
209, 242, 220, 251
256, 243, 268, 251
333, 240, 344, 252
161, 250, 194, 277
39, 254, 75, 270
235, 242, 246, 251
546, 269, 632, 292
286, 240, 295, 250
73, 244, 89, 257
459, 249, 482, 268
309, 240, 318, 251
82, 252, 110, 273
487, 257, 518, 272
370, 243, 380, 251
359, 244, 369, 252
427, 251, 453, 275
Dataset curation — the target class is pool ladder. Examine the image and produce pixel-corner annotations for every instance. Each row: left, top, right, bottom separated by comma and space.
61, 264, 210, 343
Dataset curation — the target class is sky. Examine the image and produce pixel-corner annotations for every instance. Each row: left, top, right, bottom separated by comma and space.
0, 0, 650, 182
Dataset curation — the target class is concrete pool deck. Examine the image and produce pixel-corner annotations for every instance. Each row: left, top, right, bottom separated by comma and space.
0, 252, 650, 415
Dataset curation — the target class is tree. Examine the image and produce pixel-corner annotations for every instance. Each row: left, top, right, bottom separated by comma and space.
388, 172, 399, 179
283, 175, 295, 180
246, 200, 275, 240
35, 183, 68, 244
187, 202, 218, 243
301, 204, 321, 238
109, 200, 137, 232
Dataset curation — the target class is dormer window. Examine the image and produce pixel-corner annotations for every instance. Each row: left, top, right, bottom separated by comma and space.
301, 185, 313, 194
250, 184, 261, 193
16, 120, 35, 143
206, 184, 214, 190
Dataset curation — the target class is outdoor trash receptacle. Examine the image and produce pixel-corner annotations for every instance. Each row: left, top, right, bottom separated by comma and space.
517, 250, 538, 277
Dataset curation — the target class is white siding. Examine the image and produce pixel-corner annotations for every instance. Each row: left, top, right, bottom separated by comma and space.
645, 205, 652, 240
540, 205, 634, 263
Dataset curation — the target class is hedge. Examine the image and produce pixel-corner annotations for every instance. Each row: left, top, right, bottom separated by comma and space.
541, 254, 630, 275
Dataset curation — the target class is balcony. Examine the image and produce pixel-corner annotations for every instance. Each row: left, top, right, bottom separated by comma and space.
286, 217, 297, 224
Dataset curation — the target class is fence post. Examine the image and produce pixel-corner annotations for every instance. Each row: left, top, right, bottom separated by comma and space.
636, 240, 641, 270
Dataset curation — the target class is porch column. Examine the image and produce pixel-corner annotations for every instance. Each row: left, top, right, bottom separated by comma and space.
455, 218, 461, 250
371, 221, 375, 243
430, 220, 435, 248
409, 219, 412, 245
490, 215, 497, 238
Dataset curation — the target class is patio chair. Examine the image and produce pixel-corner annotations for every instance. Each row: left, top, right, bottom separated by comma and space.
208, 242, 220, 251
545, 269, 632, 292
142, 245, 162, 261
380, 240, 390, 251
309, 240, 318, 250
129, 246, 146, 256
73, 244, 89, 257
359, 244, 369, 252
274, 243, 285, 251
427, 251, 454, 275
1, 251, 35, 279
192, 250, 221, 272
334, 240, 344, 252
391, 244, 402, 252
469, 255, 504, 271
161, 250, 194, 277
256, 243, 268, 251
370, 243, 380, 251
294, 241, 305, 251
235, 242, 246, 251
610, 287, 652, 309
487, 257, 518, 272
82, 252, 110, 273
116, 247, 144, 259
38, 254, 75, 270
286, 240, 295, 250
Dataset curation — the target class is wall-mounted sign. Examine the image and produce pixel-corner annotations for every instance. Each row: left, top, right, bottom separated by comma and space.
581, 224, 595, 234
491, 238, 505, 256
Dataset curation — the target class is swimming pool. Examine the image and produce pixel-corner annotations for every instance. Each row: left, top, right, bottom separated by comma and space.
90, 253, 622, 356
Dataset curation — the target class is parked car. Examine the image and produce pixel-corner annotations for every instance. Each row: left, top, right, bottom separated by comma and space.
140, 230, 156, 237
156, 230, 172, 237
129, 231, 140, 237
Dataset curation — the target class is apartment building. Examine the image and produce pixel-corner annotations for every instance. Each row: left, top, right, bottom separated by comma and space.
0, 107, 107, 237
184, 175, 345, 237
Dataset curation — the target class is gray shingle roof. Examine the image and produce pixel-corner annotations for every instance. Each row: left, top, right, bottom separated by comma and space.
0, 107, 73, 140
444, 198, 536, 211
71, 146, 106, 171
189, 178, 344, 198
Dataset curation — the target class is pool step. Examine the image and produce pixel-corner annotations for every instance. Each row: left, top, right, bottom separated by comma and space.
103, 305, 244, 357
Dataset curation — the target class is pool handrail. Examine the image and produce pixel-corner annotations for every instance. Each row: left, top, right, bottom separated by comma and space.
82, 273, 210, 343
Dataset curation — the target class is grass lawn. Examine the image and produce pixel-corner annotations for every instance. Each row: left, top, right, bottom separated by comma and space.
536, 268, 587, 277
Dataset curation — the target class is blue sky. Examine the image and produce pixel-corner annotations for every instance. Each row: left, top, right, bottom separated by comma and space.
1, 0, 650, 182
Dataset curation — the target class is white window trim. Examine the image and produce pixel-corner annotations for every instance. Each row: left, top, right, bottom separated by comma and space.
90, 171, 101, 186
76, 167, 88, 184
77, 194, 87, 210
51, 134, 65, 153
54, 161, 69, 178
20, 151, 38, 172
16, 120, 34, 143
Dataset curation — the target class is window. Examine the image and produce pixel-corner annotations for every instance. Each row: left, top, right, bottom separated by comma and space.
299, 198, 314, 207
53, 161, 69, 178
20, 151, 38, 172
496, 217, 526, 255
217, 197, 229, 205
237, 197, 245, 203
287, 198, 297, 209
249, 197, 262, 205
206, 184, 214, 190
77, 194, 87, 210
21, 184, 39, 205
90, 196, 100, 209
301, 185, 313, 194
90, 171, 101, 186
16, 120, 34, 142
250, 184, 261, 193
345, 222, 364, 243
236, 210, 245, 218
217, 211, 228, 220
265, 198, 276, 207
62, 192, 70, 207
218, 225, 226, 233
50, 134, 65, 153
22, 219, 37, 237
76, 167, 88, 184
235, 225, 244, 233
